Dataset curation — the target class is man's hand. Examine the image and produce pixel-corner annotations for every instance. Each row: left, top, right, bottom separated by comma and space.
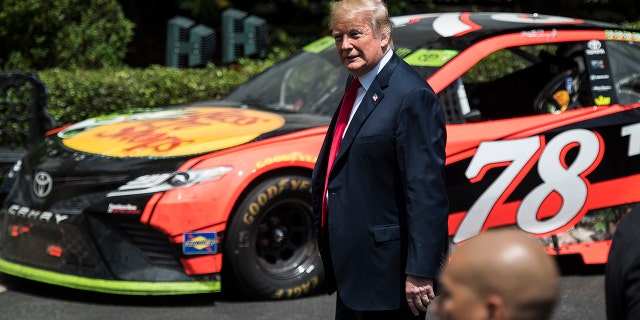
406, 275, 435, 316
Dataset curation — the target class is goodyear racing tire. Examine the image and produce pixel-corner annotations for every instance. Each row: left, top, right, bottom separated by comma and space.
223, 175, 325, 300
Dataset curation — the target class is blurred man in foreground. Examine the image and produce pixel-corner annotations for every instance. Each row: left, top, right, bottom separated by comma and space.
606, 206, 640, 320
432, 229, 560, 320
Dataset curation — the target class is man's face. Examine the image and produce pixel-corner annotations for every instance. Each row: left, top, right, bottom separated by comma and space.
331, 16, 389, 78
431, 271, 488, 320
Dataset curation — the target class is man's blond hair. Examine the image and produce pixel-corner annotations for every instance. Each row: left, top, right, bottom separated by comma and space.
329, 0, 393, 42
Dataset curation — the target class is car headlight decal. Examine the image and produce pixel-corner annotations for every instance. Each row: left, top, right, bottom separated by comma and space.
107, 166, 232, 197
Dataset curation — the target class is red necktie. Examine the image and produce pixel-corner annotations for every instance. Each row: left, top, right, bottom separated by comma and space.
321, 78, 361, 229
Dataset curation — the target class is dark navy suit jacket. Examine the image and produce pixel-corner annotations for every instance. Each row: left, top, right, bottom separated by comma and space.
312, 53, 449, 311
606, 206, 640, 320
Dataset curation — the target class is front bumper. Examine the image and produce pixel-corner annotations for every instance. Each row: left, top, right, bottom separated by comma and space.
0, 203, 221, 295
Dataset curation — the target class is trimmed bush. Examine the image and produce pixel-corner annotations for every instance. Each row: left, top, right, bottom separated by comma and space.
0, 0, 134, 70
39, 59, 276, 125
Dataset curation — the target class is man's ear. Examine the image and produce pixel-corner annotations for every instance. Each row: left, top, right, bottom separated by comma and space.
486, 294, 507, 320
379, 32, 390, 48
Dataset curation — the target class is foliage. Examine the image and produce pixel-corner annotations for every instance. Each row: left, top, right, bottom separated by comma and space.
176, 0, 438, 20
592, 208, 618, 233
175, 0, 437, 54
39, 58, 279, 126
176, 0, 231, 26
623, 21, 640, 30
0, 0, 134, 70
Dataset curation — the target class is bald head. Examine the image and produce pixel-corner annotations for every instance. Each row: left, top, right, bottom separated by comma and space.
435, 229, 560, 320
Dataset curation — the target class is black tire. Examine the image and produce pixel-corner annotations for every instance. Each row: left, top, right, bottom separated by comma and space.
223, 175, 324, 300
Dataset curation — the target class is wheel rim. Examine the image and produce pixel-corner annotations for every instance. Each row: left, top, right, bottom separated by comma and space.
254, 199, 317, 279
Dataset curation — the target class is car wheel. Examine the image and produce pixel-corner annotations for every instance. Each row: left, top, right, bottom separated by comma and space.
223, 175, 324, 300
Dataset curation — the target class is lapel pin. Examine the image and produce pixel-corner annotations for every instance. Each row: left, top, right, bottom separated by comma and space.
373, 94, 378, 102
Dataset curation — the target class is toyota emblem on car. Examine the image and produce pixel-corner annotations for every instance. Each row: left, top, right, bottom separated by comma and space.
33, 171, 53, 198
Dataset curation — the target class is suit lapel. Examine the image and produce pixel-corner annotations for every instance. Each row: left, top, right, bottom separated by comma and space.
334, 54, 400, 163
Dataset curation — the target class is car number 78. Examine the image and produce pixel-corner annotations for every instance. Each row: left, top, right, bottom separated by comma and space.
454, 129, 603, 243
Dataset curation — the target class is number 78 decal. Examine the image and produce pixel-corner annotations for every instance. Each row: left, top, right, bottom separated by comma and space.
454, 129, 604, 243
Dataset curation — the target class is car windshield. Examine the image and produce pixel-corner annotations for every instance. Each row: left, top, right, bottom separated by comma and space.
224, 50, 350, 117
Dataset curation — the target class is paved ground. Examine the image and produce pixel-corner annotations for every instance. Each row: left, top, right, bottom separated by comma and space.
0, 258, 605, 320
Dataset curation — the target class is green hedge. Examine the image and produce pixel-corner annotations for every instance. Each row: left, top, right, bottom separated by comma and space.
39, 58, 277, 126
0, 0, 134, 70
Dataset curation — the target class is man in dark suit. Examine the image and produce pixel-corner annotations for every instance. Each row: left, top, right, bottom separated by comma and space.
606, 206, 640, 320
311, 0, 449, 319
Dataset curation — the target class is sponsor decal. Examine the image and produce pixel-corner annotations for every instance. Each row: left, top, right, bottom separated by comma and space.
592, 85, 613, 92
605, 30, 640, 42
589, 59, 605, 70
107, 203, 141, 214
594, 95, 612, 106
584, 40, 616, 105
7, 204, 69, 224
403, 49, 458, 67
59, 107, 285, 158
272, 275, 320, 299
255, 152, 317, 169
242, 178, 311, 225
183, 232, 218, 255
302, 36, 335, 54
590, 74, 610, 81
585, 40, 605, 55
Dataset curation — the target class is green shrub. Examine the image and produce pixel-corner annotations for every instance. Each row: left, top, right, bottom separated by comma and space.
39, 58, 277, 125
623, 21, 640, 30
0, 0, 134, 70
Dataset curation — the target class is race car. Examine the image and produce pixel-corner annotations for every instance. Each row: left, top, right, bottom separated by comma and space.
1, 12, 640, 300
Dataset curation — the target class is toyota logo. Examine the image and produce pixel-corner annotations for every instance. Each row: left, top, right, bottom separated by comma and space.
33, 172, 53, 198
587, 39, 601, 51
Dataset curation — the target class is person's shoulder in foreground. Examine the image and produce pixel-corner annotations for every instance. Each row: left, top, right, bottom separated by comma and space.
432, 228, 560, 320
606, 206, 640, 320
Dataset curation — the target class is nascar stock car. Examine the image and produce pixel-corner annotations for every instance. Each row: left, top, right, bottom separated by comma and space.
1, 12, 640, 300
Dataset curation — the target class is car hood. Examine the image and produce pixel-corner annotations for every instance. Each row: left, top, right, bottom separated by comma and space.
55, 104, 330, 158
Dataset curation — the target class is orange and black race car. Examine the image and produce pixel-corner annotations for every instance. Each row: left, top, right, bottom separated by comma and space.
1, 12, 640, 299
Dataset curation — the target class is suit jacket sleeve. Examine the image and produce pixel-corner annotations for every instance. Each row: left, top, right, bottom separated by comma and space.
396, 86, 449, 278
